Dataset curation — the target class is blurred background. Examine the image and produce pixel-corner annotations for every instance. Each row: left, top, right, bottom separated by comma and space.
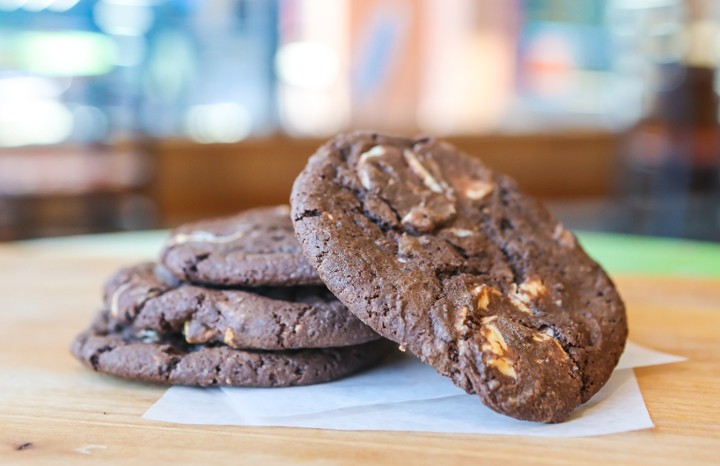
0, 0, 718, 241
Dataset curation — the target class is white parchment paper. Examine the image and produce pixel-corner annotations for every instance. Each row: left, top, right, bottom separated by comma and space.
143, 341, 684, 437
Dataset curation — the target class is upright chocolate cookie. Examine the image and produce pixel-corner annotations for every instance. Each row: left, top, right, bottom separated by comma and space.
72, 311, 392, 387
291, 132, 627, 422
105, 263, 379, 350
160, 205, 322, 287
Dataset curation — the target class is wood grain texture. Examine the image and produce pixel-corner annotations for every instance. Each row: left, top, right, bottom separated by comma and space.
0, 240, 718, 465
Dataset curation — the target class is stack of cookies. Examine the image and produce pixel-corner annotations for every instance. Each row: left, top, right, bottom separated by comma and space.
72, 206, 391, 387
73, 132, 628, 423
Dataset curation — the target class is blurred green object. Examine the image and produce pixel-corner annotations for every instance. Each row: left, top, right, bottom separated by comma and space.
18, 230, 720, 278
16, 31, 115, 76
578, 231, 720, 278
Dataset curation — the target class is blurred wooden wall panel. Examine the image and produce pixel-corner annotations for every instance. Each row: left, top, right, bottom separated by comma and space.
150, 131, 617, 227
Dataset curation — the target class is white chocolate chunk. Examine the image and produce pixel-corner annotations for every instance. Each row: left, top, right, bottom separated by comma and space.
472, 285, 501, 311
183, 321, 215, 344
480, 321, 517, 379
509, 278, 547, 314
109, 282, 134, 318
508, 292, 532, 314
464, 180, 494, 200
401, 206, 443, 231
532, 331, 552, 342
454, 305, 470, 332
446, 228, 474, 238
223, 328, 236, 346
490, 358, 517, 379
403, 149, 444, 193
358, 145, 386, 164
553, 224, 576, 248
510, 295, 533, 314
518, 277, 547, 299
532, 328, 567, 356
168, 230, 247, 246
480, 315, 499, 325
358, 167, 373, 190
481, 321, 509, 353
357, 146, 388, 190
477, 289, 491, 311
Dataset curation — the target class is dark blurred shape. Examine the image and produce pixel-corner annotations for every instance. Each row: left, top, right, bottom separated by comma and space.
617, 0, 720, 241
0, 143, 154, 240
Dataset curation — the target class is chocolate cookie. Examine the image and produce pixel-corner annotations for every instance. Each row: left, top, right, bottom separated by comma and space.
72, 311, 392, 387
160, 205, 322, 287
105, 263, 379, 350
290, 132, 627, 422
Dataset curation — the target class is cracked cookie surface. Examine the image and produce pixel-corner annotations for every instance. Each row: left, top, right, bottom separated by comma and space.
71, 311, 392, 387
290, 132, 627, 422
104, 262, 379, 350
160, 205, 322, 287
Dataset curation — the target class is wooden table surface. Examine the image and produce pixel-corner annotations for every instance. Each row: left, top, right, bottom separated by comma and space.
1, 234, 719, 465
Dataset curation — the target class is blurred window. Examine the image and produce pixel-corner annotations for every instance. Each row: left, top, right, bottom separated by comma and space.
0, 0, 667, 148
